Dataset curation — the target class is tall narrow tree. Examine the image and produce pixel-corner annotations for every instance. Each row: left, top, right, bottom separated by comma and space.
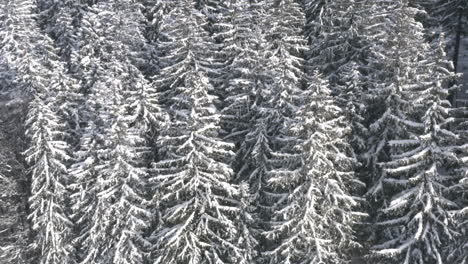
149, 1, 244, 263
266, 73, 363, 264
69, 1, 158, 263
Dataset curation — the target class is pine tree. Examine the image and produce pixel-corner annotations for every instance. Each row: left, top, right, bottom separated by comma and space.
303, 0, 369, 185
0, 1, 34, 261
221, 2, 286, 260
70, 1, 158, 264
372, 37, 461, 264
211, 1, 268, 260
149, 2, 243, 262
25, 88, 75, 264
34, 0, 89, 139
213, 0, 263, 145
71, 77, 151, 264
455, 146, 468, 264
141, 0, 173, 77
23, 56, 77, 264
0, 130, 29, 264
359, 1, 450, 259
304, 0, 368, 87
262, 0, 307, 128
0, 1, 78, 263
336, 62, 368, 159
266, 73, 363, 264
424, 0, 468, 63
364, 0, 423, 201
422, 0, 468, 105
36, 0, 86, 63
152, 69, 241, 264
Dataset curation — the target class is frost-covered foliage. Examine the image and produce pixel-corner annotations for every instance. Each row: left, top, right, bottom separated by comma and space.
367, 3, 463, 262
304, 0, 368, 86
0, 130, 28, 264
151, 71, 241, 264
69, 2, 158, 264
149, 2, 244, 263
365, 0, 424, 197
1, 0, 468, 264
25, 92, 75, 264
424, 0, 468, 54
0, 1, 78, 263
212, 1, 270, 261
304, 0, 369, 178
336, 62, 368, 157
214, 0, 262, 144
266, 73, 363, 264
36, 0, 87, 63
154, 0, 215, 102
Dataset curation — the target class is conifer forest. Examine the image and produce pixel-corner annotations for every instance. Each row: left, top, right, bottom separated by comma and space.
2, 0, 468, 263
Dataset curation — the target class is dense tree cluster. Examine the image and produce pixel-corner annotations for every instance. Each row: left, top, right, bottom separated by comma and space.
0, 0, 467, 263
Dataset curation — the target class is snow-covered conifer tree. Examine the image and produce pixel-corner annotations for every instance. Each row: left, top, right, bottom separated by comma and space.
70, 1, 159, 263
154, 0, 216, 102
336, 62, 368, 160
266, 73, 363, 264
0, 1, 78, 263
262, 0, 308, 127
152, 68, 241, 264
211, 1, 270, 260
25, 89, 75, 264
372, 36, 461, 264
303, 0, 369, 180
149, 1, 244, 262
213, 0, 263, 144
424, 0, 468, 60
304, 0, 368, 86
36, 0, 87, 63
0, 130, 29, 264
363, 1, 433, 254
365, 0, 423, 200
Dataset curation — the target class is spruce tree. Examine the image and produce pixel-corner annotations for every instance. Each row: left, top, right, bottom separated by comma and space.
424, 0, 468, 62
304, 0, 368, 87
213, 0, 263, 145
0, 1, 78, 263
212, 1, 267, 260
372, 37, 461, 264
25, 88, 75, 264
365, 0, 422, 202
152, 70, 241, 264
0, 130, 29, 264
363, 2, 463, 262
0, 1, 34, 261
266, 73, 363, 264
336, 62, 368, 158
149, 1, 243, 262
69, 1, 157, 263
303, 0, 369, 186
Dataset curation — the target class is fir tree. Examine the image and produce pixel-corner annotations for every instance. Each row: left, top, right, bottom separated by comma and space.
212, 1, 268, 260
0, 130, 29, 264
303, 0, 369, 185
70, 1, 157, 263
213, 0, 264, 145
365, 0, 423, 203
266, 73, 363, 264
25, 89, 75, 264
150, 2, 243, 262
304, 0, 368, 87
336, 62, 368, 159
152, 70, 241, 264
424, 0, 468, 64
372, 37, 461, 264
0, 1, 78, 263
